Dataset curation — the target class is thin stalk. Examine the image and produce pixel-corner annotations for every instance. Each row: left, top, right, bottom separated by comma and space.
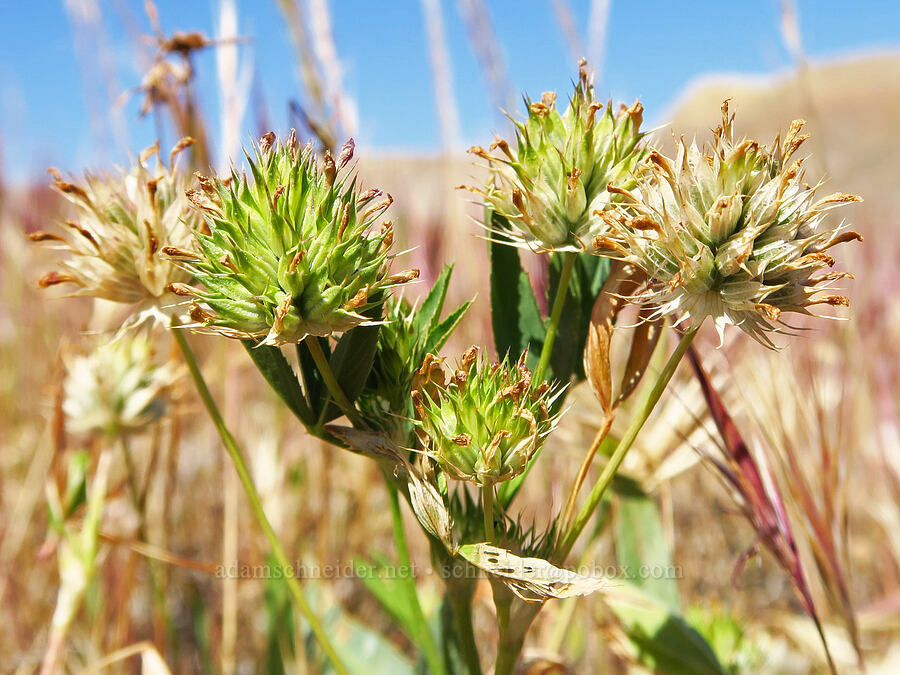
304, 335, 366, 428
560, 413, 614, 533
446, 584, 482, 675
387, 482, 446, 675
119, 436, 141, 509
532, 253, 576, 385
482, 483, 495, 542
119, 437, 173, 651
558, 326, 698, 558
172, 328, 348, 675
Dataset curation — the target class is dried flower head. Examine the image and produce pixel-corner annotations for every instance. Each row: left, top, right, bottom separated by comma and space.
33, 139, 199, 309
63, 336, 180, 438
412, 347, 557, 486
469, 60, 648, 252
168, 132, 418, 344
598, 102, 862, 346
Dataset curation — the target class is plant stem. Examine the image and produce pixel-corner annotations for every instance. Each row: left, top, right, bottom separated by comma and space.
557, 326, 699, 558
172, 328, 348, 675
482, 483, 495, 542
304, 335, 366, 428
532, 253, 576, 385
387, 482, 446, 675
560, 414, 615, 533
446, 584, 482, 675
118, 437, 173, 651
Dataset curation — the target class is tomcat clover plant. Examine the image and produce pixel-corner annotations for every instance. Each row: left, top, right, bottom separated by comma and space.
468, 59, 648, 253
32, 138, 200, 323
35, 62, 861, 675
596, 100, 862, 347
165, 131, 419, 345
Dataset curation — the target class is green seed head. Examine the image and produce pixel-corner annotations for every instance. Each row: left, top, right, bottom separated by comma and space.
598, 102, 862, 347
34, 139, 199, 305
412, 347, 557, 487
171, 132, 419, 344
470, 61, 648, 252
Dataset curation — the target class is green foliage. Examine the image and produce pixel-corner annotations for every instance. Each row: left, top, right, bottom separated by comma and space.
360, 264, 471, 441
488, 219, 544, 367
605, 585, 728, 675
615, 481, 681, 612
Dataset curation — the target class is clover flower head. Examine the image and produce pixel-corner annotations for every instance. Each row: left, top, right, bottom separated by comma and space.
597, 101, 862, 347
468, 60, 648, 252
64, 336, 180, 438
412, 347, 558, 486
167, 131, 419, 345
33, 139, 199, 307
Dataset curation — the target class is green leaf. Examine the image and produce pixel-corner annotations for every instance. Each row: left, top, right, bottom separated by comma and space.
297, 582, 416, 675
355, 556, 417, 631
322, 322, 381, 423
416, 263, 454, 334
63, 450, 90, 520
615, 485, 681, 612
487, 213, 544, 364
547, 252, 610, 385
243, 341, 315, 426
604, 585, 728, 675
297, 336, 329, 418
424, 300, 472, 355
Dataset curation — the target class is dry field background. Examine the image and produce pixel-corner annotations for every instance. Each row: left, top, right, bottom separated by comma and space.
0, 22, 898, 674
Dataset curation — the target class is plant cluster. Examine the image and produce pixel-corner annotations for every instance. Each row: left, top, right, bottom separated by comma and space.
34, 59, 861, 675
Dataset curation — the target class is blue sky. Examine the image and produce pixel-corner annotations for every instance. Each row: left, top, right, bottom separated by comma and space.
0, 0, 898, 182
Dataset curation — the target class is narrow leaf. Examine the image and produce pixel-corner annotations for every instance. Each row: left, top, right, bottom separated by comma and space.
488, 212, 544, 362
416, 263, 454, 334
323, 322, 380, 422
548, 252, 611, 385
615, 489, 681, 612
243, 341, 314, 426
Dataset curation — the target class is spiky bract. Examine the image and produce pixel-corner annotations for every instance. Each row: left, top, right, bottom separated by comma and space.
170, 132, 418, 344
598, 102, 861, 346
33, 139, 198, 306
470, 62, 647, 252
412, 347, 557, 486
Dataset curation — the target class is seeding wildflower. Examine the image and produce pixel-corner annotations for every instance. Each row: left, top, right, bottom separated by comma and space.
166, 131, 418, 344
596, 101, 861, 346
63, 335, 180, 438
469, 61, 648, 252
32, 139, 199, 310
412, 347, 557, 487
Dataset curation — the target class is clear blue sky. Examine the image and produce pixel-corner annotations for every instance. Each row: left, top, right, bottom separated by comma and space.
0, 0, 897, 182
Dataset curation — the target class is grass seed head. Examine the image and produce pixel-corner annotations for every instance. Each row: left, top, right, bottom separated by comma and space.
173, 133, 418, 345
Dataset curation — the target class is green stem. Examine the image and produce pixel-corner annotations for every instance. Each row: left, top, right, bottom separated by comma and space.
532, 253, 576, 385
557, 326, 699, 558
482, 483, 495, 543
386, 481, 446, 675
304, 335, 366, 428
118, 436, 141, 511
445, 583, 482, 675
173, 329, 348, 675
